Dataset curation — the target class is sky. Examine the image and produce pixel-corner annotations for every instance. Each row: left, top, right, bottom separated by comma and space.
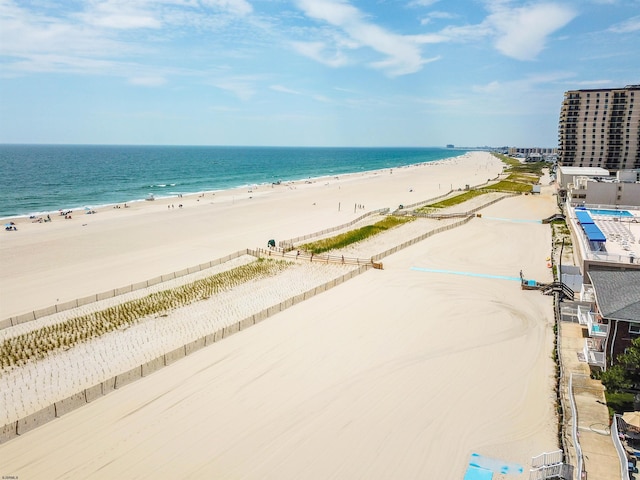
0, 0, 639, 147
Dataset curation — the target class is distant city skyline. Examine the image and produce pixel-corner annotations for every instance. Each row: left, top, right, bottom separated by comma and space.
1, 0, 638, 147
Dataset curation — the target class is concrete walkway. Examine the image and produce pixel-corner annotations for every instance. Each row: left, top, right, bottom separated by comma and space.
559, 316, 622, 479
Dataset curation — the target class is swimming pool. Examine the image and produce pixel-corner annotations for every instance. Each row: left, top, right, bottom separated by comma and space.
587, 209, 633, 217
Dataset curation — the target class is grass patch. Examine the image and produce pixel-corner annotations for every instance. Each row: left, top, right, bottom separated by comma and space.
484, 180, 536, 193
415, 152, 552, 212
605, 391, 636, 416
300, 216, 414, 254
492, 153, 550, 177
0, 258, 292, 370
507, 173, 539, 184
417, 189, 487, 211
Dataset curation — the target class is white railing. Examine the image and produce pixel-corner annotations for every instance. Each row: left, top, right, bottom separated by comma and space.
587, 314, 608, 338
577, 305, 608, 337
612, 415, 631, 480
570, 202, 640, 212
579, 284, 595, 302
531, 450, 563, 468
529, 463, 567, 480
583, 339, 606, 368
576, 305, 590, 326
569, 373, 584, 480
584, 250, 637, 265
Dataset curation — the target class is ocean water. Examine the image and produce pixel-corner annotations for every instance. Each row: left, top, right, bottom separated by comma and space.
0, 145, 465, 218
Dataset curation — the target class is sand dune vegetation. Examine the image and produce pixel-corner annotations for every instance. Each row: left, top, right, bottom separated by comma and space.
0, 259, 292, 370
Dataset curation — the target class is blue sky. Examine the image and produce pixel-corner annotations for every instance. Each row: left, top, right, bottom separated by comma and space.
0, 0, 638, 147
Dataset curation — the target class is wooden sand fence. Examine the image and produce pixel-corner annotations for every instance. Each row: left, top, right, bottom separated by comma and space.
1, 249, 257, 330
0, 263, 371, 444
278, 208, 389, 250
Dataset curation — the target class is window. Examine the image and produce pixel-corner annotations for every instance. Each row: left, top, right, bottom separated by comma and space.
630, 324, 640, 335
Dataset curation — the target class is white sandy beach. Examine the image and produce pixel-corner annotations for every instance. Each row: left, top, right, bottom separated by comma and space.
0, 152, 561, 478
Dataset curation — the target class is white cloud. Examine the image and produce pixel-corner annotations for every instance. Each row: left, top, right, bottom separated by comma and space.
270, 84, 301, 95
407, 0, 441, 6
129, 76, 167, 86
473, 71, 574, 94
420, 11, 456, 25
486, 2, 577, 60
212, 76, 262, 100
564, 79, 612, 86
472, 80, 502, 94
416, 97, 465, 107
0, 0, 257, 80
291, 41, 350, 68
294, 0, 432, 76
201, 0, 253, 16
608, 15, 640, 33
78, 1, 162, 30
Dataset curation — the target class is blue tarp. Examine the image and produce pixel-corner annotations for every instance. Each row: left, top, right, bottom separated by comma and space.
464, 465, 493, 480
576, 210, 594, 225
582, 223, 606, 242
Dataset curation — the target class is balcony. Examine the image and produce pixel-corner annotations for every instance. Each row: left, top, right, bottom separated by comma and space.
577, 305, 609, 337
576, 305, 590, 325
583, 338, 606, 368
580, 284, 595, 302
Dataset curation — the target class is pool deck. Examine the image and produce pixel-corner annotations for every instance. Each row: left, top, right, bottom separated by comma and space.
592, 212, 640, 260
571, 206, 640, 264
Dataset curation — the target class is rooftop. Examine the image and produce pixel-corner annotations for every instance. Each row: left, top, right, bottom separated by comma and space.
570, 206, 640, 265
559, 166, 610, 176
588, 269, 640, 322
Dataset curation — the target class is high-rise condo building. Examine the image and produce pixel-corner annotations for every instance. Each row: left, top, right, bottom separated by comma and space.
558, 85, 640, 171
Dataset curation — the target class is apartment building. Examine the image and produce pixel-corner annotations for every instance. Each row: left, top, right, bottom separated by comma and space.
558, 85, 640, 171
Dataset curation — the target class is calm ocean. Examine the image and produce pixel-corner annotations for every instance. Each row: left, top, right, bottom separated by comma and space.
0, 145, 465, 218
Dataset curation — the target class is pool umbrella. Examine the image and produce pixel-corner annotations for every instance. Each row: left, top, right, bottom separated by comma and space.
623, 411, 640, 428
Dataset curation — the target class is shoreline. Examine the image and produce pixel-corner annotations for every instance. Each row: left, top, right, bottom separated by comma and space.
1, 148, 471, 220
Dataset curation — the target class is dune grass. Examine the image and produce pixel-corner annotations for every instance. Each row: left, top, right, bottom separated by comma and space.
418, 190, 487, 210
416, 153, 550, 211
0, 258, 292, 370
300, 216, 414, 254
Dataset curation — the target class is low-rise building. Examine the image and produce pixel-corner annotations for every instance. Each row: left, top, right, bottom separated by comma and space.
565, 203, 640, 371
578, 269, 640, 370
560, 166, 640, 208
567, 176, 640, 207
557, 166, 610, 189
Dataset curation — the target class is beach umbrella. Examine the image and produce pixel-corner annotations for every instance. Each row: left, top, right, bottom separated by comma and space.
623, 411, 640, 428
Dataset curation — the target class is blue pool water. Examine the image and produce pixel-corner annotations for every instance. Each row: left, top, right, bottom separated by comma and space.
587, 209, 633, 217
